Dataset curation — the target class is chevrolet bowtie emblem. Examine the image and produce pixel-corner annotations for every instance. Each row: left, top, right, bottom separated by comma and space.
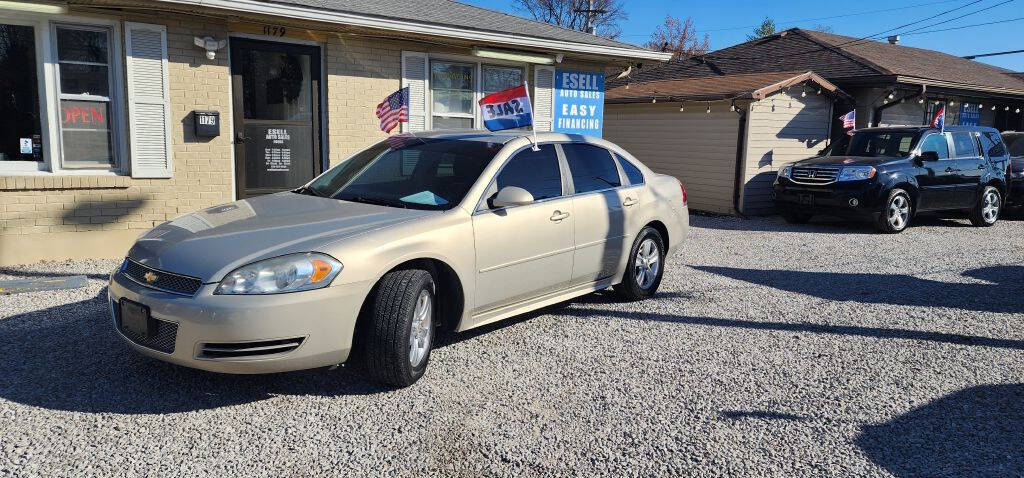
143, 271, 160, 284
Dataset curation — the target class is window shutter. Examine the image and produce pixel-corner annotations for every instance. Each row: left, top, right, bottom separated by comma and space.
534, 66, 555, 132
401, 51, 428, 132
125, 22, 172, 178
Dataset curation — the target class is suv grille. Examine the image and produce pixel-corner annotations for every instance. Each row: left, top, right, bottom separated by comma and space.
790, 166, 841, 185
114, 306, 178, 354
199, 338, 305, 359
122, 259, 203, 296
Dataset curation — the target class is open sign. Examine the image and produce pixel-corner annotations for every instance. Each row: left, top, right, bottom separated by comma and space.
62, 101, 107, 126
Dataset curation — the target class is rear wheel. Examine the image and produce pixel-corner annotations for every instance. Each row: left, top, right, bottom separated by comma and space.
969, 186, 1001, 227
361, 269, 435, 387
781, 211, 813, 224
614, 227, 666, 301
876, 188, 912, 233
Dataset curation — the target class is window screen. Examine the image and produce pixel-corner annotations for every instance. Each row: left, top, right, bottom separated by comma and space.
951, 132, 979, 158
494, 145, 562, 202
562, 144, 621, 194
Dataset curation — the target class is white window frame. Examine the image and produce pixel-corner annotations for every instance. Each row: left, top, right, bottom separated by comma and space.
0, 11, 126, 175
425, 53, 526, 130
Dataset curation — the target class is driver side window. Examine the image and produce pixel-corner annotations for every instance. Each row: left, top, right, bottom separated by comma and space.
919, 134, 950, 159
491, 145, 563, 207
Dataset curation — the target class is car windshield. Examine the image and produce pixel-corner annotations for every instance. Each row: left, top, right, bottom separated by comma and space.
301, 137, 504, 210
1005, 133, 1024, 158
845, 131, 920, 158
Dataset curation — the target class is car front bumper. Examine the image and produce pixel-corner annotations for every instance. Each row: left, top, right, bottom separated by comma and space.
108, 269, 371, 374
773, 179, 885, 220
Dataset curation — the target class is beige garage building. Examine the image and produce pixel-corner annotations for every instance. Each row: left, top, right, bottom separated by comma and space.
605, 71, 847, 215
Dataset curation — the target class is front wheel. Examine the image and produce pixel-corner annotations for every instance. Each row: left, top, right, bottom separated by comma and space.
614, 227, 666, 301
876, 188, 912, 233
969, 186, 1001, 227
360, 269, 435, 387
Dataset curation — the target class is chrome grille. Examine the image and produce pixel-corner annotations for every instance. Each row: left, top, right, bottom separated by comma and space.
199, 338, 305, 359
790, 166, 841, 185
122, 259, 203, 296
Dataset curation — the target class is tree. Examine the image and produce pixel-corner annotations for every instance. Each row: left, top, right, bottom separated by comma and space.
513, 0, 628, 39
747, 17, 776, 41
645, 15, 710, 58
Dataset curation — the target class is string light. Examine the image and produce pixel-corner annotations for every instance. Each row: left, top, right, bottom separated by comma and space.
1005, 106, 1010, 111
679, 103, 685, 112
651, 97, 657, 104
992, 105, 997, 110
887, 92, 895, 100
1016, 108, 1021, 114
918, 98, 925, 104
801, 90, 807, 97
817, 88, 822, 95
706, 102, 711, 114
949, 101, 956, 106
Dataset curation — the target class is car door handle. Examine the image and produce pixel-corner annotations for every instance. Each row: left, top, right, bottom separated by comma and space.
622, 197, 638, 207
550, 211, 570, 222
977, 164, 986, 169
945, 167, 957, 173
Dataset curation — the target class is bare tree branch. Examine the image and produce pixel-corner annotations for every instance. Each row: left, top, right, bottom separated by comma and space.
512, 0, 628, 39
645, 15, 710, 58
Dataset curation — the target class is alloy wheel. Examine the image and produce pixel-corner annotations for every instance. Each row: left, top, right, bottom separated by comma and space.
982, 190, 1000, 224
888, 195, 910, 231
409, 289, 432, 367
634, 238, 660, 290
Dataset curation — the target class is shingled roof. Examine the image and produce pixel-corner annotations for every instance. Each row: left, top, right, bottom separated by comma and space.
613, 28, 1024, 94
606, 71, 847, 103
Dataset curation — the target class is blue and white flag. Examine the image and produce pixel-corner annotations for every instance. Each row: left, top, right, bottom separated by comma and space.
478, 84, 533, 131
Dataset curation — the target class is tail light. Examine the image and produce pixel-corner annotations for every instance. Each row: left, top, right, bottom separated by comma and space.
679, 179, 687, 206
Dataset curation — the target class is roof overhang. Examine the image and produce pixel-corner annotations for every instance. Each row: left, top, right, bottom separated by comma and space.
606, 71, 851, 104
151, 0, 673, 62
750, 71, 849, 100
895, 76, 1024, 101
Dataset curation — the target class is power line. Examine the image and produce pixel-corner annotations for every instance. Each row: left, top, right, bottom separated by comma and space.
963, 48, 1024, 59
890, 0, 1016, 35
897, 15, 1024, 36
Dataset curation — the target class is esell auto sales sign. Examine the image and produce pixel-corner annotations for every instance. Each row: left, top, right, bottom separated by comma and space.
554, 70, 605, 138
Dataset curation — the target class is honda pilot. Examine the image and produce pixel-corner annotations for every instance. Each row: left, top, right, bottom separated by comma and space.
774, 126, 1010, 233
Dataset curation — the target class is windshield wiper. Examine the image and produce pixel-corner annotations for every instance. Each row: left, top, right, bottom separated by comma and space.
292, 186, 325, 197
338, 195, 408, 209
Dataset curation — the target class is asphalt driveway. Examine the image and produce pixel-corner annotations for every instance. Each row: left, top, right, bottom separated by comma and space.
2, 214, 1022, 477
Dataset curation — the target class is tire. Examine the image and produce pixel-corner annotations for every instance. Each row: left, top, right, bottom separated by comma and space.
781, 211, 813, 224
876, 188, 912, 233
361, 269, 436, 387
613, 226, 666, 301
969, 186, 1001, 227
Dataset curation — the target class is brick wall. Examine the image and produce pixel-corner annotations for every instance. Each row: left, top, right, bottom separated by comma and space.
0, 13, 233, 240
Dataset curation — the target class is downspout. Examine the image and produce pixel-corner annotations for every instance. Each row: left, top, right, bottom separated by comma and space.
871, 85, 927, 127
732, 103, 748, 217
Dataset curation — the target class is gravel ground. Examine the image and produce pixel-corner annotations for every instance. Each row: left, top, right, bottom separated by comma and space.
1, 214, 1023, 477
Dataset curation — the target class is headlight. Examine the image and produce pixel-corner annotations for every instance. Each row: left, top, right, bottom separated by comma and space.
215, 253, 342, 295
838, 166, 876, 181
778, 165, 793, 178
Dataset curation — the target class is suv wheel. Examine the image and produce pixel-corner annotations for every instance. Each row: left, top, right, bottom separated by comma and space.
614, 227, 666, 301
969, 186, 1001, 227
361, 269, 435, 387
877, 189, 912, 233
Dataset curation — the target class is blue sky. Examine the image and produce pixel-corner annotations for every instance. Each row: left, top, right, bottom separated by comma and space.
461, 0, 1024, 71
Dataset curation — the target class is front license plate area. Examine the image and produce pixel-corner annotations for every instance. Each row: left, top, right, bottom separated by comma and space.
120, 299, 153, 338
799, 194, 815, 206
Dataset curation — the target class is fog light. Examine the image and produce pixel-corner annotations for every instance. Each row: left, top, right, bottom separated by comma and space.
849, 198, 860, 207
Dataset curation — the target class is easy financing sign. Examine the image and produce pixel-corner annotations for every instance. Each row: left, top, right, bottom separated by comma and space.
553, 70, 605, 138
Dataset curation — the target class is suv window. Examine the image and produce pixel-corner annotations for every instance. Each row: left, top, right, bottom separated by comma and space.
1008, 134, 1024, 158
979, 132, 1006, 158
951, 132, 980, 158
919, 134, 949, 159
615, 153, 644, 185
562, 144, 622, 194
493, 144, 562, 203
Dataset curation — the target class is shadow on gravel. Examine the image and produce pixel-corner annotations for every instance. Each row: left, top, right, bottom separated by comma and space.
857, 384, 1024, 477
0, 267, 109, 281
693, 265, 1024, 315
562, 307, 1024, 350
690, 215, 877, 234
0, 289, 389, 415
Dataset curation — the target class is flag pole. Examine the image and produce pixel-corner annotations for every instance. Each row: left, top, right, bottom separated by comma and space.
523, 80, 540, 151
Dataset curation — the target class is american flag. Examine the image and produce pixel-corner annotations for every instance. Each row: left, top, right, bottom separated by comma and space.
376, 87, 409, 133
839, 110, 856, 130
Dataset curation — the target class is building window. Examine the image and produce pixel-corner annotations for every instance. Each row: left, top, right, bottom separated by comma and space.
54, 25, 116, 169
0, 23, 43, 166
430, 60, 475, 129
482, 65, 523, 95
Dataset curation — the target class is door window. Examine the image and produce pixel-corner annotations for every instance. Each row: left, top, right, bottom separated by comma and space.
492, 144, 562, 203
0, 24, 43, 164
951, 132, 980, 158
562, 144, 621, 194
55, 25, 115, 169
919, 134, 949, 159
430, 61, 475, 129
239, 49, 312, 121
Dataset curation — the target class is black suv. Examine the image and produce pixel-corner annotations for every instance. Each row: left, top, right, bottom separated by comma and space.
1001, 131, 1024, 211
774, 126, 1010, 233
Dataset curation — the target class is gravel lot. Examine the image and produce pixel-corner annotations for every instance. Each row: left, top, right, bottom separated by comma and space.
2, 214, 1023, 477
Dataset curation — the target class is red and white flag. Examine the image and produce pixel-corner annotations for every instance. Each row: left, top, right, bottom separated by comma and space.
376, 87, 409, 133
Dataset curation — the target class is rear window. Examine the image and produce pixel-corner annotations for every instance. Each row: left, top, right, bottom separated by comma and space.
615, 153, 644, 185
951, 132, 980, 158
979, 132, 1006, 158
562, 144, 622, 194
1005, 134, 1024, 157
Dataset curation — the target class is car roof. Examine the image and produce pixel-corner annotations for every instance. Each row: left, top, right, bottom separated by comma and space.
388, 130, 605, 145
854, 125, 1002, 134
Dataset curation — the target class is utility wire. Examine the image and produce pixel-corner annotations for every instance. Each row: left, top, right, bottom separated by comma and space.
897, 15, 1024, 35
890, 0, 1016, 35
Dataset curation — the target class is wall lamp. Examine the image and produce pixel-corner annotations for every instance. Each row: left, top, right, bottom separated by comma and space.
472, 47, 557, 65
0, 1, 67, 14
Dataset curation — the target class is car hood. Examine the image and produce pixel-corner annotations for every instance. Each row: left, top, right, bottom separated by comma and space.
795, 155, 899, 167
127, 192, 432, 282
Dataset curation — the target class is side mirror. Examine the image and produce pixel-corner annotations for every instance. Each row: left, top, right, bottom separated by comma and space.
491, 186, 534, 209
918, 151, 940, 162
